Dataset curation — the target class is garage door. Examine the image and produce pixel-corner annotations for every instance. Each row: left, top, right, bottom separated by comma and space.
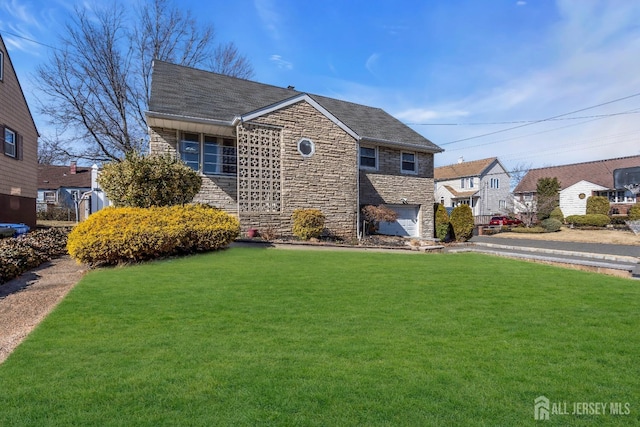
378, 205, 420, 237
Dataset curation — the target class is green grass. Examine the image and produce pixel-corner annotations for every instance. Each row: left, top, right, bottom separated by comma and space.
1, 248, 639, 426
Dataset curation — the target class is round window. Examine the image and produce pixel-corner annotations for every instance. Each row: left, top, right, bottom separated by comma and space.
297, 138, 315, 157
579, 193, 586, 199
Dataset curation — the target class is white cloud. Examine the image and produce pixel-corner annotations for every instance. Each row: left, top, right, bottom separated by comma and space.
254, 0, 282, 40
270, 54, 293, 70
395, 108, 469, 123
516, 1, 527, 6
365, 53, 380, 75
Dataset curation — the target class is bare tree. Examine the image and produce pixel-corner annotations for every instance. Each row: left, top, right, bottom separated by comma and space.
37, 133, 71, 165
36, 0, 254, 162
509, 161, 532, 191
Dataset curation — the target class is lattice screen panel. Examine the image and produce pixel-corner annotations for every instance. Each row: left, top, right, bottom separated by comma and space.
237, 123, 282, 212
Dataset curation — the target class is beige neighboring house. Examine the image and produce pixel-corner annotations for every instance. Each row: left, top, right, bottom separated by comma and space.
146, 61, 443, 239
0, 34, 39, 228
434, 157, 511, 218
513, 155, 640, 216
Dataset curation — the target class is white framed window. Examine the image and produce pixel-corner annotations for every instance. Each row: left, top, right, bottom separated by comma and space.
461, 178, 465, 189
490, 178, 500, 189
179, 132, 236, 175
499, 200, 506, 209
0, 50, 3, 81
469, 178, 474, 188
297, 138, 315, 158
400, 152, 417, 174
43, 191, 57, 203
359, 146, 377, 170
4, 127, 16, 157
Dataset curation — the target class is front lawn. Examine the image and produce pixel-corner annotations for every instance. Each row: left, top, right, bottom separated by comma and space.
0, 248, 638, 425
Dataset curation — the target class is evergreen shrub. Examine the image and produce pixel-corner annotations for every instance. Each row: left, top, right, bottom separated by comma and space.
586, 196, 610, 216
549, 207, 564, 222
434, 204, 451, 242
450, 204, 474, 242
291, 209, 325, 240
541, 218, 562, 232
629, 205, 640, 221
67, 205, 240, 265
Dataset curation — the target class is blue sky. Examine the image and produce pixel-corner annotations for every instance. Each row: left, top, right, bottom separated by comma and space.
2, 0, 640, 171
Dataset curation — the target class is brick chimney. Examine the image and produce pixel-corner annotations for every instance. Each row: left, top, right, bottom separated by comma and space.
70, 161, 77, 174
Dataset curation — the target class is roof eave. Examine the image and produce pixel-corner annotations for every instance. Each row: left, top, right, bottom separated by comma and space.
361, 137, 444, 154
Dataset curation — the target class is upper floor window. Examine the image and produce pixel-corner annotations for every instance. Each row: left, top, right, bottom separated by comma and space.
4, 127, 16, 157
469, 178, 474, 188
401, 152, 417, 174
359, 146, 377, 170
490, 178, 500, 189
0, 51, 3, 81
461, 178, 465, 189
180, 132, 236, 175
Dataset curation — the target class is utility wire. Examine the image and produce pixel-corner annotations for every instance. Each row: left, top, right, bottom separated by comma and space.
438, 91, 640, 146
0, 29, 60, 51
406, 110, 640, 126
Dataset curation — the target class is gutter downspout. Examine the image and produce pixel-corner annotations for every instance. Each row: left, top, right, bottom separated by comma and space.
356, 138, 361, 241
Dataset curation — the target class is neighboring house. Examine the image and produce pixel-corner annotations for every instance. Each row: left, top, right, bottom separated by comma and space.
146, 61, 443, 239
37, 162, 92, 221
0, 34, 39, 227
434, 157, 511, 218
513, 155, 640, 217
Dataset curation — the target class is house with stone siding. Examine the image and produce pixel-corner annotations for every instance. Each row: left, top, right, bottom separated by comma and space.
0, 34, 39, 228
146, 61, 443, 239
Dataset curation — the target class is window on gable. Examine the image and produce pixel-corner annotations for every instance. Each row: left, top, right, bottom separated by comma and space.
0, 50, 3, 81
490, 178, 500, 189
469, 178, 474, 188
460, 178, 465, 189
401, 152, 416, 174
180, 132, 236, 175
359, 146, 377, 169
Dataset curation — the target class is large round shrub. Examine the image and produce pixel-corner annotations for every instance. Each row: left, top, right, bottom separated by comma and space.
67, 205, 240, 265
291, 209, 325, 240
98, 153, 202, 207
450, 204, 474, 242
629, 204, 640, 220
586, 196, 610, 215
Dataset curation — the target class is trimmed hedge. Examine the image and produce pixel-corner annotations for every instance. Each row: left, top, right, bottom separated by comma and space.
291, 209, 325, 240
67, 205, 240, 266
629, 205, 640, 221
0, 228, 70, 285
549, 207, 564, 222
450, 204, 474, 242
565, 214, 610, 227
586, 196, 610, 215
508, 226, 546, 234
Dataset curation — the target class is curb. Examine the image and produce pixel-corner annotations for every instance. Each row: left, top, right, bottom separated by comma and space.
473, 242, 639, 264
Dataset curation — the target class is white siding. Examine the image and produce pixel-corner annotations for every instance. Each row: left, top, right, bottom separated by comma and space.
559, 180, 608, 216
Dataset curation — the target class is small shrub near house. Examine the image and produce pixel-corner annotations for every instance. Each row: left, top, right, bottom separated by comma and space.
0, 228, 70, 285
586, 196, 610, 216
540, 218, 562, 232
67, 205, 239, 266
629, 205, 640, 221
450, 204, 474, 242
549, 206, 564, 223
291, 209, 325, 240
434, 203, 451, 242
565, 214, 610, 227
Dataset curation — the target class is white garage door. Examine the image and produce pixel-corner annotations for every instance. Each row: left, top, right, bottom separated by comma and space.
378, 205, 420, 237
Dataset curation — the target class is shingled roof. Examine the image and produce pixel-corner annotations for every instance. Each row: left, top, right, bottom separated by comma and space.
434, 157, 500, 180
38, 164, 91, 190
147, 60, 442, 152
514, 155, 640, 193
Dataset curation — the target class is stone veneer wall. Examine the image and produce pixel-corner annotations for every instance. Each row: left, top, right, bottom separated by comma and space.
244, 101, 359, 240
149, 127, 238, 214
359, 147, 436, 239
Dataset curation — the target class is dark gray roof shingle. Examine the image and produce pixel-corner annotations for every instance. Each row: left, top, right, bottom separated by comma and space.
148, 60, 442, 152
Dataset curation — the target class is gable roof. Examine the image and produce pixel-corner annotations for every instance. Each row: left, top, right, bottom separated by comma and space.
38, 164, 91, 190
0, 34, 39, 136
147, 60, 442, 153
434, 157, 501, 180
442, 185, 478, 198
514, 155, 640, 193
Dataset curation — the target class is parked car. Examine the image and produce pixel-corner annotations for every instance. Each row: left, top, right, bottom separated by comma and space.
489, 216, 523, 226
